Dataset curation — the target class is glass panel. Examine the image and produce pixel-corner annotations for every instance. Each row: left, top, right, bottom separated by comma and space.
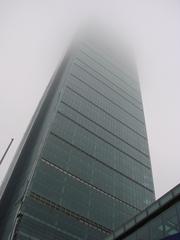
19, 214, 81, 240
62, 177, 90, 218
59, 101, 150, 168
163, 205, 179, 237
68, 148, 93, 183
89, 190, 114, 229
75, 55, 141, 105
149, 216, 163, 240
61, 89, 150, 168
42, 134, 70, 170
70, 64, 144, 121
113, 201, 137, 230
30, 160, 65, 204
66, 78, 146, 137
76, 51, 141, 101
176, 201, 180, 225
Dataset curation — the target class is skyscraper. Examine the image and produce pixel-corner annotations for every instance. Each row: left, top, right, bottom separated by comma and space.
0, 34, 155, 240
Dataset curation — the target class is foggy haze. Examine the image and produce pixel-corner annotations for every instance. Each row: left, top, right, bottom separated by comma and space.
0, 0, 180, 199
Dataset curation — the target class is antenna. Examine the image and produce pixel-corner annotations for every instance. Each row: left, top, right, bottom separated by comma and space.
0, 138, 14, 165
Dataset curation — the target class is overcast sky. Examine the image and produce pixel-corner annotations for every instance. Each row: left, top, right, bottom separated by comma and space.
0, 0, 180, 199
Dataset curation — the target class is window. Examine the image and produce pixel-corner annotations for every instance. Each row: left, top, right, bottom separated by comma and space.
163, 206, 179, 237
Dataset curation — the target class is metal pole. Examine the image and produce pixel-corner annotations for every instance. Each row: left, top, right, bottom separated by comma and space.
0, 138, 14, 165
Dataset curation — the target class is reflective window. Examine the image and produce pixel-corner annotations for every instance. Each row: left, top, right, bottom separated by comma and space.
76, 51, 141, 101
122, 202, 180, 240
64, 80, 147, 138
163, 206, 179, 237
177, 202, 180, 223
149, 216, 163, 240
70, 63, 144, 121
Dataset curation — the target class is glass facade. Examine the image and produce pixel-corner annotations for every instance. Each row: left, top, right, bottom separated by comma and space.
107, 184, 180, 240
123, 202, 180, 240
0, 38, 155, 239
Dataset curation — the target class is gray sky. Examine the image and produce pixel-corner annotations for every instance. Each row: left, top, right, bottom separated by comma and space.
0, 0, 179, 199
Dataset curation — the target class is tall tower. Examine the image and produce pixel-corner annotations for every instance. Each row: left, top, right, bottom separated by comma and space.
0, 34, 155, 240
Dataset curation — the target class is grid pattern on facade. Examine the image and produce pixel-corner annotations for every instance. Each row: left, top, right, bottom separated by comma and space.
0, 39, 155, 240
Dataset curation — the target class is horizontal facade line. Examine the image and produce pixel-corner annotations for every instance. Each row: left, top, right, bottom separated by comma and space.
81, 42, 139, 88
74, 61, 143, 112
17, 231, 77, 240
17, 214, 80, 240
79, 49, 140, 94
41, 158, 142, 211
56, 111, 150, 170
29, 191, 112, 234
50, 130, 152, 191
70, 72, 145, 125
60, 101, 149, 158
18, 231, 57, 240
75, 58, 142, 106
65, 86, 147, 140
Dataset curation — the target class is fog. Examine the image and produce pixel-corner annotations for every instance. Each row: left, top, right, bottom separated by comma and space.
0, 0, 180, 199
